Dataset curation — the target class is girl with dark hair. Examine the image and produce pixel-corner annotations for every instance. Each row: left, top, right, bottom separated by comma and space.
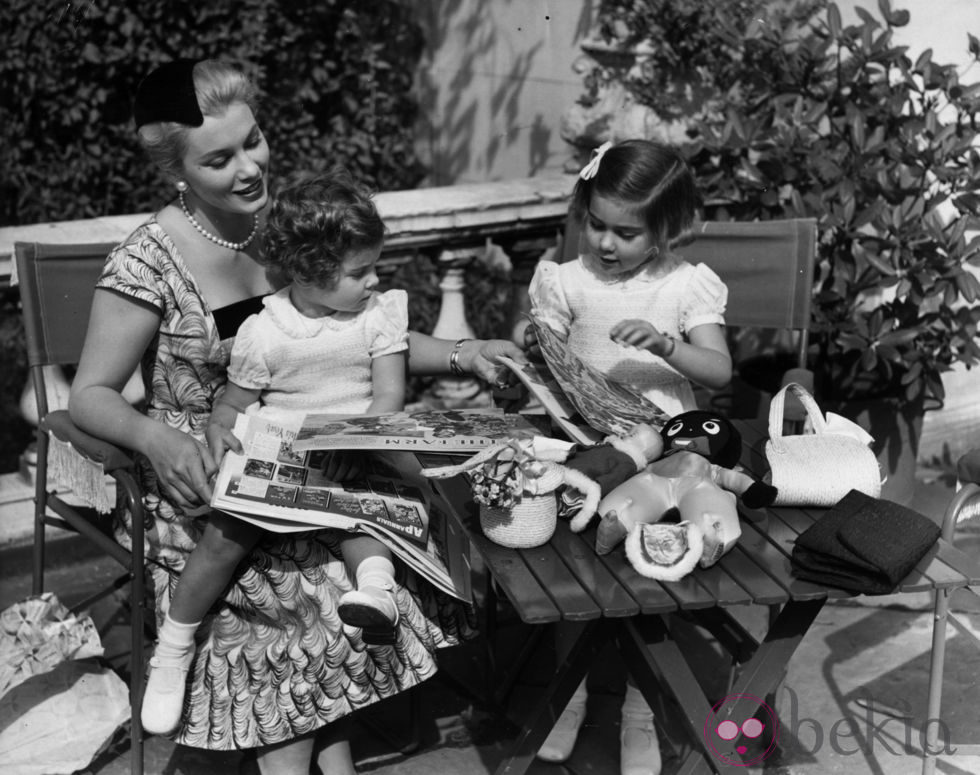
528, 139, 733, 775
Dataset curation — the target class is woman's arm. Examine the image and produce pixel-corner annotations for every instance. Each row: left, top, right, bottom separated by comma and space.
69, 289, 218, 508
406, 332, 527, 385
367, 351, 407, 414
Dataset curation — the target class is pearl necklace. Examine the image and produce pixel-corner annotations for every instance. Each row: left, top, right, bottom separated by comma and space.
179, 190, 259, 251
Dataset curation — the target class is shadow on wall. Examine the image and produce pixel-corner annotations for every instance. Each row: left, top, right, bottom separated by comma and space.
411, 0, 595, 184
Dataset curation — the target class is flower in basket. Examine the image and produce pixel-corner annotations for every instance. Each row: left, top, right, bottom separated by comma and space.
421, 437, 604, 549
470, 456, 522, 509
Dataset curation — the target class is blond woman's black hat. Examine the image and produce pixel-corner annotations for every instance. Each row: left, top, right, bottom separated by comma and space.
133, 59, 204, 128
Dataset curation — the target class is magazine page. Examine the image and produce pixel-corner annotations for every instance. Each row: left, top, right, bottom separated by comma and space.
211, 414, 472, 601
291, 407, 542, 452
496, 355, 604, 447
212, 414, 430, 546
530, 316, 671, 434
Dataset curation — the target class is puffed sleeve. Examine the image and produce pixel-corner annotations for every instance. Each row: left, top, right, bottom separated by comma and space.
96, 230, 169, 312
528, 259, 572, 335
226, 314, 273, 391
681, 263, 728, 333
368, 289, 409, 358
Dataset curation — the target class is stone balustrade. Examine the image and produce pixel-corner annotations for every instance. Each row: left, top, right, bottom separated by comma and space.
0, 173, 577, 425
2, 169, 974, 472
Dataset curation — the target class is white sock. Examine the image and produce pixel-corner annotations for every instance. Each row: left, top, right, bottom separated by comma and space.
355, 556, 396, 591
154, 613, 200, 660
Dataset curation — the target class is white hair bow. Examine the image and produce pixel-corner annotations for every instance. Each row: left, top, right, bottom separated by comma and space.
579, 141, 613, 180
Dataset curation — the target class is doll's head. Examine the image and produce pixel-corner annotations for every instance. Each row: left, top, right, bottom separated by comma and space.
661, 411, 742, 469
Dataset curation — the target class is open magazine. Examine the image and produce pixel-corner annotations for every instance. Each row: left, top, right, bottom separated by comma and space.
210, 413, 476, 602
525, 316, 671, 435
292, 407, 541, 452
497, 356, 604, 447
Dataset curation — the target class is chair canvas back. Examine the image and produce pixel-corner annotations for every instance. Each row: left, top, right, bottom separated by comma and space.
559, 217, 817, 366
15, 241, 118, 368
15, 241, 118, 420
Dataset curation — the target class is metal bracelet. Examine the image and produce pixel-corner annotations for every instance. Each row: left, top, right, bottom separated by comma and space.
449, 338, 472, 376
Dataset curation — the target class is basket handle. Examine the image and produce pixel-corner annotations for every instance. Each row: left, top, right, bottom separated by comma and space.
768, 382, 828, 445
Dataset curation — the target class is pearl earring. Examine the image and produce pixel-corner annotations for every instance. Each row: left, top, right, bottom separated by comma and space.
176, 180, 188, 193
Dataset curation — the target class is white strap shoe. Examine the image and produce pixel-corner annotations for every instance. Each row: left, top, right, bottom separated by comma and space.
536, 694, 587, 763
620, 716, 662, 775
140, 645, 195, 735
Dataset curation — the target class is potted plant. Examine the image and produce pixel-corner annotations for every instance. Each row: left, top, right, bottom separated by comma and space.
574, 0, 980, 502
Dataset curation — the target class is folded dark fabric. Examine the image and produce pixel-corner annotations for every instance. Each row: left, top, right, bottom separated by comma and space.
791, 489, 941, 594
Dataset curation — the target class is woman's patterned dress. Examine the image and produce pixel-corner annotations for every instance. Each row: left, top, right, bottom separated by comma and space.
97, 221, 474, 750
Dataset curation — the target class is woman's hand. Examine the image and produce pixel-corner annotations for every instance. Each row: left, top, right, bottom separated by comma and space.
461, 339, 528, 388
143, 424, 219, 510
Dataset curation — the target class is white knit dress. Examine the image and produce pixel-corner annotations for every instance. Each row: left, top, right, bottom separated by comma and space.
529, 256, 728, 419
228, 286, 408, 414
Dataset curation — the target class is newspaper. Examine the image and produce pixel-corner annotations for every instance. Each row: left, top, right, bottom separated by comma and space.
210, 413, 474, 601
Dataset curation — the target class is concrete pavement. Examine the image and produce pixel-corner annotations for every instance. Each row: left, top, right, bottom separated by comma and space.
2, 469, 979, 775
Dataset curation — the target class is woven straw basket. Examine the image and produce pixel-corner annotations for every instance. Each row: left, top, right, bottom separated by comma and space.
480, 493, 557, 548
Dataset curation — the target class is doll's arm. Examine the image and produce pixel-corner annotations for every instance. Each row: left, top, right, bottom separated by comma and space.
711, 465, 777, 509
564, 423, 663, 495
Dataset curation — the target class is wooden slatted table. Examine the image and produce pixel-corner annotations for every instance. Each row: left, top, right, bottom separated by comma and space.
422, 419, 980, 774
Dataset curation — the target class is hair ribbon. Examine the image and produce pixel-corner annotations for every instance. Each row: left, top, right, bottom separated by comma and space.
579, 141, 613, 180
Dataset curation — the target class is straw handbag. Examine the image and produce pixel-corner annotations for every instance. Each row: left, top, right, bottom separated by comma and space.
766, 382, 882, 507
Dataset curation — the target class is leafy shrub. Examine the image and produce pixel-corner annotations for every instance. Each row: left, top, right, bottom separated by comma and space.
582, 0, 980, 407
0, 0, 425, 226
0, 286, 31, 472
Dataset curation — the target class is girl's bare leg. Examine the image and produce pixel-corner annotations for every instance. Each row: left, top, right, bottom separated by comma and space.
255, 734, 316, 775
314, 721, 357, 775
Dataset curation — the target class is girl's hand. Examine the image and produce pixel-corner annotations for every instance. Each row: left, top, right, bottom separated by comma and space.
610, 319, 673, 356
205, 423, 244, 467
142, 424, 218, 509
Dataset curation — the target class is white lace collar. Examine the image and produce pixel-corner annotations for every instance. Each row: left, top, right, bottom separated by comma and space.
263, 286, 363, 338
575, 254, 683, 286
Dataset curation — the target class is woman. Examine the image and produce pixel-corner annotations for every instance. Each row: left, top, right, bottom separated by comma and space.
69, 58, 525, 775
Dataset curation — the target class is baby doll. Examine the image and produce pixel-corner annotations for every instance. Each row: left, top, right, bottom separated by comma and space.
574, 411, 777, 579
